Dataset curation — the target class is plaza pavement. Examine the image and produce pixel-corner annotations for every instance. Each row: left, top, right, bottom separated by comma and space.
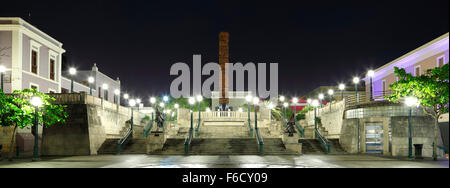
0, 154, 448, 168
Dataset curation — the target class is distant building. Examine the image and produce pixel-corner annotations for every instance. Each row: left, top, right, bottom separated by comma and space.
301, 86, 365, 102
364, 32, 449, 101
61, 63, 121, 104
0, 17, 121, 103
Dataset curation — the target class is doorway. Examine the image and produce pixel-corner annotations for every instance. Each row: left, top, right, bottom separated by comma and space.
365, 123, 383, 154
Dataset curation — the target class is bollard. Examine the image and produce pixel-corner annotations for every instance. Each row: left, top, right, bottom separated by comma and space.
16, 146, 20, 157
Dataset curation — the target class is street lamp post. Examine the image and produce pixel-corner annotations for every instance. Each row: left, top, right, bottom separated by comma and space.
30, 96, 43, 161
353, 77, 360, 103
114, 89, 120, 104
0, 65, 5, 91
102, 84, 108, 100
163, 96, 169, 118
279, 96, 285, 120
311, 99, 320, 130
268, 103, 274, 121
129, 99, 136, 131
307, 98, 312, 106
159, 102, 165, 118
253, 97, 259, 130
283, 102, 289, 121
69, 68, 76, 93
189, 97, 195, 137
136, 99, 142, 112
405, 97, 418, 159
174, 103, 179, 121
368, 70, 375, 101
196, 95, 203, 123
88, 77, 94, 95
150, 97, 156, 124
318, 93, 324, 108
328, 89, 334, 111
339, 84, 345, 101
123, 94, 129, 107
246, 95, 253, 137
246, 95, 252, 125
292, 97, 298, 118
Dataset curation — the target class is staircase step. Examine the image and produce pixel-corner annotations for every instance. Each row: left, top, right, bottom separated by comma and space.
150, 138, 295, 155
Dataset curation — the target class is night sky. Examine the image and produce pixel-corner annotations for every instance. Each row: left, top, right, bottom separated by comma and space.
1, 0, 448, 100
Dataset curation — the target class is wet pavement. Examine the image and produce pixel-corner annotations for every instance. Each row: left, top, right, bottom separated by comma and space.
0, 154, 448, 168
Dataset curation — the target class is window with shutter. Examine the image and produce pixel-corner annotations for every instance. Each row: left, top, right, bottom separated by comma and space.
438, 57, 444, 67
50, 59, 55, 80
31, 50, 38, 74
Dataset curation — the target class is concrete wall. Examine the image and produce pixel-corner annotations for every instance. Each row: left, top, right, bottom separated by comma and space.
305, 100, 346, 139
340, 116, 443, 157
391, 116, 441, 157
41, 102, 144, 156
0, 93, 143, 156
0, 127, 15, 153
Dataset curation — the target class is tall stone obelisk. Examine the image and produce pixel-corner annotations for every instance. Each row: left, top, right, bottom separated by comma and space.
219, 32, 229, 110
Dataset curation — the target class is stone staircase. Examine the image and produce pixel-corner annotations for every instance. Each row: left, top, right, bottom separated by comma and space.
98, 121, 147, 154
303, 125, 328, 139
298, 138, 347, 154
152, 137, 296, 155
197, 121, 250, 138
328, 139, 346, 154
98, 120, 300, 155
298, 139, 326, 154
98, 138, 147, 154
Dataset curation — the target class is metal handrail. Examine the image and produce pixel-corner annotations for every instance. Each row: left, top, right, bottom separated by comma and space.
184, 128, 194, 155
438, 145, 449, 154
282, 117, 288, 128
255, 128, 264, 155
194, 120, 201, 137
143, 120, 154, 138
315, 128, 330, 154
116, 127, 132, 155
295, 120, 305, 138
247, 120, 254, 137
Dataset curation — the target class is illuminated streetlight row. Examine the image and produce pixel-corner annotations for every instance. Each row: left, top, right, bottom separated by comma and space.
67, 67, 123, 104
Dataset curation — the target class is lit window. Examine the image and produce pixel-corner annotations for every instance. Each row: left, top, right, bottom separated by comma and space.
438, 57, 444, 68
50, 59, 55, 80
31, 50, 38, 74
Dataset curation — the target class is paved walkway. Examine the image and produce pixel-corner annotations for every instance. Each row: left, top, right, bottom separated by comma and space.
0, 154, 448, 168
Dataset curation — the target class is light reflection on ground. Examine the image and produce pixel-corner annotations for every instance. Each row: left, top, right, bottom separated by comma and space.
0, 154, 448, 168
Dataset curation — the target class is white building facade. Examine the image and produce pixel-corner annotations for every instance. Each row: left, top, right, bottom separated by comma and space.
0, 17, 121, 103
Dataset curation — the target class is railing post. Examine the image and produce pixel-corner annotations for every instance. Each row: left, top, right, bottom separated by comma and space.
327, 140, 331, 154
259, 142, 264, 155
116, 140, 121, 155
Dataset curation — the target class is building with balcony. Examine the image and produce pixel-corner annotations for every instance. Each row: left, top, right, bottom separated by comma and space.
364, 32, 449, 101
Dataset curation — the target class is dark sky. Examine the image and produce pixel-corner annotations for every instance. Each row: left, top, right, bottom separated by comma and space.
1, 0, 448, 99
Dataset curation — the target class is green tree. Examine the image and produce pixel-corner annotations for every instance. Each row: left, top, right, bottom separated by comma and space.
385, 64, 449, 160
0, 89, 68, 160
162, 96, 211, 111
